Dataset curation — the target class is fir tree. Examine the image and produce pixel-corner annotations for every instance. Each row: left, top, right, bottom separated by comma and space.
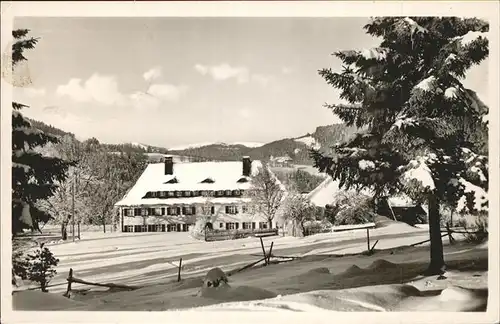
312, 17, 489, 275
12, 29, 73, 235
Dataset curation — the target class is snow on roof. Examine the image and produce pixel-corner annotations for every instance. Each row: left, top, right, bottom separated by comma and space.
295, 136, 320, 148
306, 177, 417, 208
115, 160, 263, 206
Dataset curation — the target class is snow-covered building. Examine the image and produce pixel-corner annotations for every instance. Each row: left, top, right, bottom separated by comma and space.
269, 155, 293, 168
306, 177, 428, 225
115, 156, 279, 233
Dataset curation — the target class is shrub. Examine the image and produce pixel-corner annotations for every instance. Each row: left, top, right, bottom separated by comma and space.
189, 219, 207, 240
24, 243, 59, 292
303, 220, 332, 236
328, 192, 375, 226
459, 214, 488, 243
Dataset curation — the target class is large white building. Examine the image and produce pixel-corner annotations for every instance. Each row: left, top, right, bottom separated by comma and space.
115, 156, 279, 233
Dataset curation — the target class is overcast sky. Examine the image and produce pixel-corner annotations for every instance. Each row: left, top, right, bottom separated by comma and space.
13, 17, 489, 148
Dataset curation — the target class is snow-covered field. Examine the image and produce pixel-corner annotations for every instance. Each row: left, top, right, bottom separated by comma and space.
12, 219, 489, 312
35, 220, 427, 291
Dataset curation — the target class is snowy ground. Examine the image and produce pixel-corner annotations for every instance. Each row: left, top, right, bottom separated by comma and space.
12, 219, 489, 312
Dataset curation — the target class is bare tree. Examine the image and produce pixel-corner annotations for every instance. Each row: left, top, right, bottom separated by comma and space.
189, 191, 223, 239
246, 163, 285, 229
282, 191, 316, 237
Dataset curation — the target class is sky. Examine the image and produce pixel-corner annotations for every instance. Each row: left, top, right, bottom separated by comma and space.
12, 17, 489, 148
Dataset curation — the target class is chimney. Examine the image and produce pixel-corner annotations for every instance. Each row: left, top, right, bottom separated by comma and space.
242, 156, 251, 177
164, 155, 174, 175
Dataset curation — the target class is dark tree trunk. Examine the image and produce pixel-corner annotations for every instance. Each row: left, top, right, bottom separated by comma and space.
423, 194, 445, 275
268, 219, 273, 229
103, 216, 106, 233
61, 222, 68, 241
301, 222, 307, 237
41, 280, 48, 292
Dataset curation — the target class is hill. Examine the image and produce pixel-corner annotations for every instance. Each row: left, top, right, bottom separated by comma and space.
27, 119, 359, 165
167, 124, 359, 165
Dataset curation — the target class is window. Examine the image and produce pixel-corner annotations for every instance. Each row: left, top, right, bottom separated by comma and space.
242, 222, 252, 230
193, 191, 200, 196
225, 190, 232, 196
167, 207, 178, 215
184, 191, 191, 197
123, 209, 132, 216
168, 191, 175, 197
182, 206, 195, 215
151, 191, 158, 198
201, 206, 212, 215
175, 191, 182, 197
219, 223, 224, 229
145, 224, 165, 232
141, 208, 148, 216
134, 225, 147, 232
242, 205, 249, 213
233, 190, 241, 196
259, 222, 268, 229
154, 208, 163, 216
123, 225, 133, 232
226, 223, 236, 230
235, 223, 240, 230
134, 208, 141, 216
160, 191, 167, 198
226, 206, 238, 214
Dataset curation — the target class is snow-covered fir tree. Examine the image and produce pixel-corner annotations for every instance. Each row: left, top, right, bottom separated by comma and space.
12, 29, 73, 235
311, 17, 489, 275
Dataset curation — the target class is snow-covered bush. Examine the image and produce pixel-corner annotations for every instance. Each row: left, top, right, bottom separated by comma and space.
282, 192, 316, 237
457, 213, 488, 243
303, 219, 332, 236
189, 219, 207, 241
327, 192, 376, 226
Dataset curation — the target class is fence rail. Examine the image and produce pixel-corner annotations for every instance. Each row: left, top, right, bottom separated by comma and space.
205, 228, 278, 242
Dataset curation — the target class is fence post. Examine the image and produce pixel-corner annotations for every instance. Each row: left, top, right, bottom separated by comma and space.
63, 268, 73, 298
259, 237, 268, 265
366, 228, 370, 252
177, 258, 182, 282
267, 241, 274, 264
446, 223, 455, 245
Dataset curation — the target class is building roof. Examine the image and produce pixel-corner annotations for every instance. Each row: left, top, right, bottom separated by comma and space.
115, 160, 263, 207
306, 177, 417, 208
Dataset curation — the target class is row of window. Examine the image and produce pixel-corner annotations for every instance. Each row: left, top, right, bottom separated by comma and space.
220, 222, 269, 230
122, 205, 252, 217
122, 222, 269, 233
143, 189, 247, 199
123, 224, 189, 233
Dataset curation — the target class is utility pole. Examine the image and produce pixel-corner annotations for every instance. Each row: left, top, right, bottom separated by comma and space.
72, 172, 76, 242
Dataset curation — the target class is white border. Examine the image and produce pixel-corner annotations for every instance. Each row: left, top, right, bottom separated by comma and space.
1, 1, 499, 324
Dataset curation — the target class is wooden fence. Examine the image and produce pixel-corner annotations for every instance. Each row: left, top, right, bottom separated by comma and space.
205, 228, 278, 242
